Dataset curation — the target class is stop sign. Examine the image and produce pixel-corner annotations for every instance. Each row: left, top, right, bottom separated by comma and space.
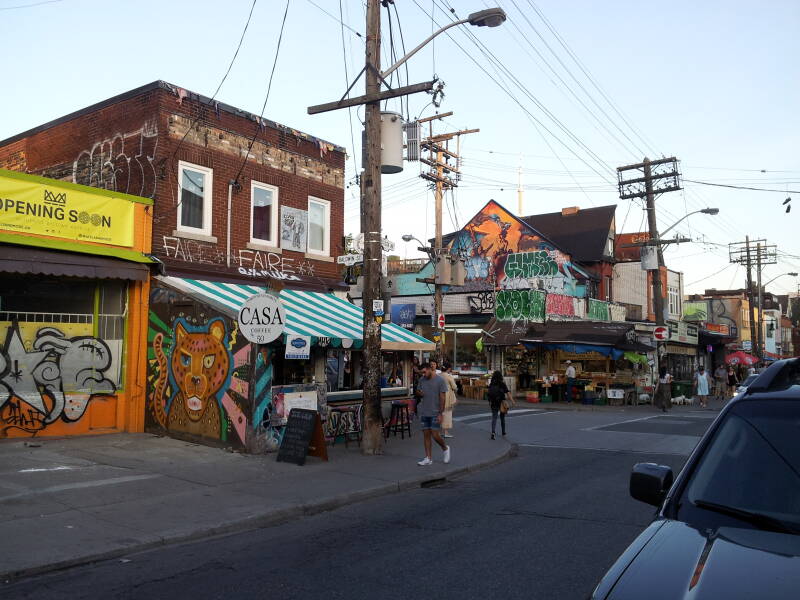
653, 326, 669, 341
437, 313, 446, 329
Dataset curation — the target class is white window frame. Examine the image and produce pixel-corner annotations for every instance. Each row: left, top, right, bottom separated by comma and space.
177, 161, 213, 237
668, 286, 680, 317
306, 196, 331, 256
249, 181, 279, 246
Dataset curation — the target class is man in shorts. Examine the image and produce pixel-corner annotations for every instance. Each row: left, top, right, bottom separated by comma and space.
414, 362, 451, 466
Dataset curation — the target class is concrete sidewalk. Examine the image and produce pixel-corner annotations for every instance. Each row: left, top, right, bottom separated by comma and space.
0, 422, 512, 581
458, 395, 729, 414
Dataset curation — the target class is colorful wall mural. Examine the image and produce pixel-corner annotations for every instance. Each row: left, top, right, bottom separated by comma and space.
448, 201, 582, 296
147, 288, 253, 449
0, 321, 118, 437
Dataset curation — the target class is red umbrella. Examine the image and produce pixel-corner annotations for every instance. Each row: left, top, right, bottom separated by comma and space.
725, 351, 759, 366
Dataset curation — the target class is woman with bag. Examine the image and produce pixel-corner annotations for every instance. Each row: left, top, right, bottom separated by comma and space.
440, 363, 458, 438
487, 370, 513, 439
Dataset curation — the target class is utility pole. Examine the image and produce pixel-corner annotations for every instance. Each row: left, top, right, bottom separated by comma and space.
729, 238, 777, 359
617, 157, 682, 371
419, 113, 478, 357
745, 237, 757, 354
359, 0, 383, 454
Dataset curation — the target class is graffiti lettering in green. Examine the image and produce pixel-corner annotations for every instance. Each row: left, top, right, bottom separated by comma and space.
588, 299, 610, 321
504, 251, 559, 279
495, 289, 546, 322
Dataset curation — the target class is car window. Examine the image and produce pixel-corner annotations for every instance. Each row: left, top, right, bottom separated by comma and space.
741, 375, 758, 387
683, 400, 800, 527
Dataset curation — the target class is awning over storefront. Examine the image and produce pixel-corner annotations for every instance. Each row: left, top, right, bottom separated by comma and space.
482, 318, 653, 358
0, 245, 153, 281
155, 276, 434, 351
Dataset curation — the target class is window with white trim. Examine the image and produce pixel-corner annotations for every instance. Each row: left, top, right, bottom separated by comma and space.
177, 161, 213, 236
250, 181, 278, 245
668, 286, 680, 317
307, 196, 330, 256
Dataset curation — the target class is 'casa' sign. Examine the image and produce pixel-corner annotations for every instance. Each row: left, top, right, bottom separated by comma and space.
238, 293, 285, 344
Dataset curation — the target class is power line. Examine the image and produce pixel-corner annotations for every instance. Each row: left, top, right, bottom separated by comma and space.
0, 0, 62, 9
305, 0, 363, 39
339, 0, 360, 183
684, 179, 800, 194
686, 263, 734, 287
234, 0, 291, 184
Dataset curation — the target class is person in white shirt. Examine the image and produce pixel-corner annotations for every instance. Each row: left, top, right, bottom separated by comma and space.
565, 360, 577, 403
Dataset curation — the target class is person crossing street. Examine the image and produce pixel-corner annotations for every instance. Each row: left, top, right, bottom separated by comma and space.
413, 362, 451, 466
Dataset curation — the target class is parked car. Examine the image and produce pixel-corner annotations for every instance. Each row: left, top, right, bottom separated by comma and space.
592, 358, 800, 599
735, 373, 758, 396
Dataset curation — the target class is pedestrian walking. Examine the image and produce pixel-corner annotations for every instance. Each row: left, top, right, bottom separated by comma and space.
487, 370, 513, 439
714, 364, 727, 401
726, 366, 739, 398
693, 365, 712, 408
440, 363, 458, 439
565, 360, 577, 403
656, 366, 673, 412
413, 362, 451, 466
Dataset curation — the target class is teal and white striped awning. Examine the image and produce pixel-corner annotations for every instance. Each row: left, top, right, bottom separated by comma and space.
156, 276, 433, 351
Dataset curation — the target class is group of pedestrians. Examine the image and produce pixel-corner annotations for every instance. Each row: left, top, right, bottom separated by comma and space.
655, 362, 754, 411
412, 362, 514, 466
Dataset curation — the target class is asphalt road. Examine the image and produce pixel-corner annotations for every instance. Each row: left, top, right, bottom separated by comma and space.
3, 405, 715, 600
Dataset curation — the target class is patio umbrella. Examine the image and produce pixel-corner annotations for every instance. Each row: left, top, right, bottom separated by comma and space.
725, 351, 759, 366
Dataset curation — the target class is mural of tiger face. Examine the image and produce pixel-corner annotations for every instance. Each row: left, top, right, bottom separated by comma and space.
152, 319, 230, 440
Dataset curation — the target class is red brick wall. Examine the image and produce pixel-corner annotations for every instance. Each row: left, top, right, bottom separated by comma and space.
0, 84, 346, 287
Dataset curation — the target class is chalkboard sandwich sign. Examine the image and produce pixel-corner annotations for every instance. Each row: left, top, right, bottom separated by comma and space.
276, 408, 328, 465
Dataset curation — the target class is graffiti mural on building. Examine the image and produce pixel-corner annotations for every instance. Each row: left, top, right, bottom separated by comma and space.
160, 236, 301, 281
73, 120, 159, 199
588, 299, 611, 321
449, 201, 582, 295
495, 289, 545, 323
0, 322, 116, 437
468, 291, 495, 314
546, 293, 576, 319
147, 308, 251, 448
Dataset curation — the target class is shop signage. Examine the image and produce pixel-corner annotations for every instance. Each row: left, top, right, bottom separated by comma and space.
743, 340, 752, 351
237, 294, 285, 344
665, 343, 697, 356
391, 303, 416, 329
285, 334, 311, 360
653, 326, 669, 341
372, 299, 384, 317
276, 408, 328, 466
667, 320, 698, 345
0, 171, 135, 247
683, 301, 709, 322
282, 390, 318, 421
704, 323, 730, 336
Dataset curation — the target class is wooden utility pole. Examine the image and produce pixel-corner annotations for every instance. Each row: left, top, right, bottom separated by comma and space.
617, 157, 682, 371
420, 114, 478, 356
730, 238, 777, 359
359, 0, 383, 454
745, 237, 757, 354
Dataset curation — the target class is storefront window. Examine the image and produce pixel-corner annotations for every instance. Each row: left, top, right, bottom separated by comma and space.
444, 328, 488, 375
0, 274, 128, 388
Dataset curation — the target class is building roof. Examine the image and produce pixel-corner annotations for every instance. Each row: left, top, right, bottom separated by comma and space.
0, 80, 345, 153
522, 205, 617, 263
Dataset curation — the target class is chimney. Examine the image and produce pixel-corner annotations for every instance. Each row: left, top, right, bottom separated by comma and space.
561, 206, 580, 216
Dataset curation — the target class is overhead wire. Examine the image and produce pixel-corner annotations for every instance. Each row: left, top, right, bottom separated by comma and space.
339, 0, 360, 183
233, 0, 291, 184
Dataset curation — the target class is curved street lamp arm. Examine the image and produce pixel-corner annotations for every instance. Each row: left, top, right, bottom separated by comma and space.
381, 19, 468, 79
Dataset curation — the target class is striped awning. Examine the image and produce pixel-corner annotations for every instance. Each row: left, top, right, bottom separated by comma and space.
155, 276, 433, 351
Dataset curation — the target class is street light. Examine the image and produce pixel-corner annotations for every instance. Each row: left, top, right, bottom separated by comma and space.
401, 234, 433, 257
660, 208, 719, 238
381, 8, 507, 78
763, 272, 798, 288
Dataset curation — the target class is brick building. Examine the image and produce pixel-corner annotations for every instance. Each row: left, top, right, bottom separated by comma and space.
0, 80, 347, 289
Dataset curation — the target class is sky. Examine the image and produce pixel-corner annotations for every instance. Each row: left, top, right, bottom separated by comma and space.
2, 0, 799, 295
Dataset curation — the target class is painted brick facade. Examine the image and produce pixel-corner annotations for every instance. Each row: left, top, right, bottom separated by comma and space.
0, 81, 346, 289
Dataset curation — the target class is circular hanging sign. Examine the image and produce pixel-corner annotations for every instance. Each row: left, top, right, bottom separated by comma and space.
237, 293, 285, 344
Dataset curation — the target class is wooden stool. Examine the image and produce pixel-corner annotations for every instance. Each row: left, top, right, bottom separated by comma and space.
384, 401, 412, 439
330, 406, 361, 448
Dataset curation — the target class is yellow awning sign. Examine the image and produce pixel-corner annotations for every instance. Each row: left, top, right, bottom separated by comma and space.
0, 172, 135, 247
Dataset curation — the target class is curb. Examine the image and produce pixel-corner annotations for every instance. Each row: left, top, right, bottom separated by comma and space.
2, 441, 515, 583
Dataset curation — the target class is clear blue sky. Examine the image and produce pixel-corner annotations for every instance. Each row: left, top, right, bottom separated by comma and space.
2, 0, 798, 294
